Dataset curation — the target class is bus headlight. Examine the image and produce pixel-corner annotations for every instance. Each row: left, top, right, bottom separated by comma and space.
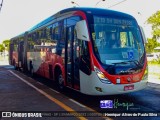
142, 65, 148, 81
94, 66, 112, 84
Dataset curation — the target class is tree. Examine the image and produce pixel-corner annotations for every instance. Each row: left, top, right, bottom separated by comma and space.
145, 38, 158, 53
145, 10, 160, 53
2, 39, 10, 51
0, 44, 5, 52
147, 10, 160, 40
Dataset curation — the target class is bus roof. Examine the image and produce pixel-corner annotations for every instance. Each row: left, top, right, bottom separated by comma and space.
60, 7, 134, 19
12, 7, 136, 39
29, 7, 135, 32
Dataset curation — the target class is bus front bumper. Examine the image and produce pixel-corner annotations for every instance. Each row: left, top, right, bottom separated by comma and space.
80, 71, 148, 95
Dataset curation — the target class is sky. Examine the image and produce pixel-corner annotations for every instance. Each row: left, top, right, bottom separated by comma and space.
0, 0, 160, 43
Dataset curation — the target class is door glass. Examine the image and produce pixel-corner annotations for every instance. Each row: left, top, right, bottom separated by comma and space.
67, 27, 72, 84
73, 29, 80, 88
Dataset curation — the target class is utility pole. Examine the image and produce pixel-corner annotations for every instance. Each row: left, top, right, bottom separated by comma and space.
0, 0, 3, 13
108, 0, 127, 8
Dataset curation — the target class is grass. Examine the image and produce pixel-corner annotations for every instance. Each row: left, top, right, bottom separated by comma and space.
148, 61, 160, 68
147, 58, 160, 65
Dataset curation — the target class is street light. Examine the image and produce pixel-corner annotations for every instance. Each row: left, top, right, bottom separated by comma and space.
71, 1, 80, 7
95, 0, 105, 7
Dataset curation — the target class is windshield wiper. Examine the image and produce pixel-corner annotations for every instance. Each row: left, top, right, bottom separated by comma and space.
111, 60, 143, 69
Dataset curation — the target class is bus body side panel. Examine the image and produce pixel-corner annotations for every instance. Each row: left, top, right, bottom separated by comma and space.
22, 32, 29, 72
9, 43, 13, 65
26, 51, 64, 80
27, 52, 45, 75
43, 52, 64, 80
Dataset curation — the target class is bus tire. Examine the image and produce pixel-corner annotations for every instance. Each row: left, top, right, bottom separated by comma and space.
57, 71, 64, 90
29, 61, 34, 77
30, 67, 34, 77
14, 66, 18, 70
13, 59, 18, 70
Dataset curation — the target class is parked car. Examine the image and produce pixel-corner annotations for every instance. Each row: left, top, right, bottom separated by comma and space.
147, 53, 159, 61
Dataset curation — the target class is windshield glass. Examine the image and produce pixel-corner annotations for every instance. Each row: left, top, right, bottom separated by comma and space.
91, 16, 145, 65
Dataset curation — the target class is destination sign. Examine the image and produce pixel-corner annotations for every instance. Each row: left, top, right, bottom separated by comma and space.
94, 16, 135, 26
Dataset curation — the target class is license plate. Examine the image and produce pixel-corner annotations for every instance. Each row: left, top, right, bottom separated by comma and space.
124, 85, 134, 91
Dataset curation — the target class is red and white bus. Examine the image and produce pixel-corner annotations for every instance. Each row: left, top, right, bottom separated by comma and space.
9, 7, 148, 95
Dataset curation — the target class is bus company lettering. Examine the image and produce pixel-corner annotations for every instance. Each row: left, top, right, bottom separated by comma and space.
12, 112, 27, 117
11, 112, 42, 117
28, 113, 42, 117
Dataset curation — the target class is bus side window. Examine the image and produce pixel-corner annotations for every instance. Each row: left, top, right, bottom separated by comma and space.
56, 20, 65, 56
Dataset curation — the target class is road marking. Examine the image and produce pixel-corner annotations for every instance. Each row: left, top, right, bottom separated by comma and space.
36, 81, 44, 85
9, 70, 87, 120
49, 88, 60, 94
69, 99, 86, 108
10, 70, 112, 120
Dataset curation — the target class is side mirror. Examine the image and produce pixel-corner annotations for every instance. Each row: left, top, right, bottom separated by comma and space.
139, 26, 147, 44
75, 20, 89, 41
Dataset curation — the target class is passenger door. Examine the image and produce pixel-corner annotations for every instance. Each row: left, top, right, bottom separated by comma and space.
66, 26, 74, 87
18, 41, 24, 68
66, 26, 80, 90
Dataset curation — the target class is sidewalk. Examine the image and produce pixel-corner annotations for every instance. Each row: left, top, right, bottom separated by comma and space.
0, 60, 9, 65
148, 75, 160, 84
0, 56, 9, 65
148, 64, 160, 84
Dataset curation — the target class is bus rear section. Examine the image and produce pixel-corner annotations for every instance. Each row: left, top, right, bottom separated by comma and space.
9, 38, 19, 69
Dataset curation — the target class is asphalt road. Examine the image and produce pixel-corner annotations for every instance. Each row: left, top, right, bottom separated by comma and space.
0, 64, 160, 120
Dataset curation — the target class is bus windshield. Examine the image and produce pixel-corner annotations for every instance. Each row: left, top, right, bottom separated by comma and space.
91, 16, 145, 66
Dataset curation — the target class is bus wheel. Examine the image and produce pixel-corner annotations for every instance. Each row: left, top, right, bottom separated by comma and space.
30, 68, 34, 77
57, 72, 64, 90
30, 65, 34, 77
14, 66, 18, 70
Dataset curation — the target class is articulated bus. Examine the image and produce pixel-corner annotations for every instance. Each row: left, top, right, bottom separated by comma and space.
9, 8, 148, 95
